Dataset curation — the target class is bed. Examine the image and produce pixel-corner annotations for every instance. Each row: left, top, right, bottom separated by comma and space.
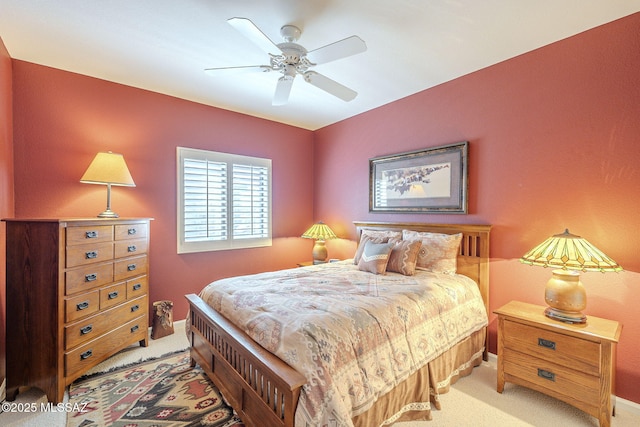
186, 221, 491, 427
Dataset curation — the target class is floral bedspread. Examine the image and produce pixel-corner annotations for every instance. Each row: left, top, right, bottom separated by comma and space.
198, 261, 488, 427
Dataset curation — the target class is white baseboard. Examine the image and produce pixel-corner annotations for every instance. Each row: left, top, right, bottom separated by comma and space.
486, 352, 640, 416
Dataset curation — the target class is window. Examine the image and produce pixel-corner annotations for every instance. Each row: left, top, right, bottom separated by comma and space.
177, 147, 272, 253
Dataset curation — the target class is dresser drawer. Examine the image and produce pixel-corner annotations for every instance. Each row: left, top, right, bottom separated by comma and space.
66, 242, 114, 268
67, 225, 113, 245
65, 295, 149, 350
126, 275, 148, 299
503, 319, 600, 375
503, 347, 599, 409
99, 282, 127, 310
65, 315, 148, 379
114, 255, 147, 281
65, 262, 114, 295
115, 223, 148, 241
114, 239, 148, 259
65, 290, 99, 322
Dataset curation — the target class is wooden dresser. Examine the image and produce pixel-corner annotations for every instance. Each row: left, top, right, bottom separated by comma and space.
4, 218, 152, 403
495, 301, 622, 427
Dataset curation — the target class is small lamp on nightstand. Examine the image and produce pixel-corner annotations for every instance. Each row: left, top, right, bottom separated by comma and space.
301, 222, 337, 264
519, 229, 622, 324
80, 151, 136, 218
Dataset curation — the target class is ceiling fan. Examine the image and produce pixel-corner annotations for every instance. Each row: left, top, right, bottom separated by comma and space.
205, 18, 367, 106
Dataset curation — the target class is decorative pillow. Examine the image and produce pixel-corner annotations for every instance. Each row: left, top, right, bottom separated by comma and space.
402, 230, 463, 274
357, 241, 393, 274
386, 239, 422, 276
353, 230, 403, 264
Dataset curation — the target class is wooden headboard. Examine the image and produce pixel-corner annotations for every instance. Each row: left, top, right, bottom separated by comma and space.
353, 221, 492, 320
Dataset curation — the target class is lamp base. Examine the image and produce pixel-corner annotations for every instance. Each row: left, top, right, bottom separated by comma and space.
97, 209, 119, 218
544, 269, 587, 324
544, 306, 587, 324
312, 240, 328, 264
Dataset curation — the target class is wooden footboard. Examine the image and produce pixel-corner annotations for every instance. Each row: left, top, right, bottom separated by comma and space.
186, 294, 306, 427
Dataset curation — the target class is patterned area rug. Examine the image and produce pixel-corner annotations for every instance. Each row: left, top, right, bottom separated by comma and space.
67, 350, 244, 427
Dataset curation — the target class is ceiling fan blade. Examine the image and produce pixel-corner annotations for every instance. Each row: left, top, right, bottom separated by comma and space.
303, 71, 357, 102
204, 65, 272, 76
227, 17, 282, 55
306, 36, 367, 65
273, 77, 294, 106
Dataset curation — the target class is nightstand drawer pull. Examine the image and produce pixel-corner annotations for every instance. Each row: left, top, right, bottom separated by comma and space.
85, 251, 98, 259
127, 264, 137, 271
132, 283, 142, 291
80, 350, 93, 360
131, 325, 139, 333
76, 301, 90, 311
85, 273, 97, 282
108, 291, 119, 300
537, 368, 555, 382
127, 245, 137, 252
538, 338, 556, 350
85, 231, 98, 239
80, 325, 93, 335
131, 304, 140, 312
128, 228, 137, 235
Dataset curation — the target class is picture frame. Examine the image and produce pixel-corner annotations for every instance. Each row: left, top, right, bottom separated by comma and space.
369, 141, 468, 213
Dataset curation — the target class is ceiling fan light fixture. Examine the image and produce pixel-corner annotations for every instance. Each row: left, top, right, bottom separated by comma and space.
280, 25, 301, 43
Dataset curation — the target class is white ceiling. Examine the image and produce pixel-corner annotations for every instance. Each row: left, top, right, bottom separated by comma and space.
1, 0, 639, 130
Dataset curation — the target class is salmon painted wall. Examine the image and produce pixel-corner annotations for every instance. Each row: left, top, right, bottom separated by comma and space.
10, 61, 315, 321
314, 14, 640, 403
0, 36, 14, 389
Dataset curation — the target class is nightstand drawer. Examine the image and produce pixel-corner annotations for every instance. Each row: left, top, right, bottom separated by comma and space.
503, 319, 600, 375
503, 348, 599, 408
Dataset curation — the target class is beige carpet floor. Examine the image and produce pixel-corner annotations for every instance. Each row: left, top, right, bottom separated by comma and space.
1, 320, 639, 426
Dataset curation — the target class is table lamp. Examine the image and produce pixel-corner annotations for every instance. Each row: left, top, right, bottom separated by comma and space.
80, 151, 136, 218
301, 222, 337, 264
520, 229, 622, 323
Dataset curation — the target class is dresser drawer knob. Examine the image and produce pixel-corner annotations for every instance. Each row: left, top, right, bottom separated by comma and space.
131, 304, 140, 312
80, 325, 93, 335
127, 264, 137, 271
537, 368, 555, 382
85, 231, 98, 239
127, 245, 137, 252
132, 283, 142, 291
108, 291, 119, 300
80, 349, 93, 360
128, 228, 137, 235
538, 338, 556, 350
76, 301, 90, 311
131, 325, 139, 333
85, 273, 97, 282
85, 251, 98, 259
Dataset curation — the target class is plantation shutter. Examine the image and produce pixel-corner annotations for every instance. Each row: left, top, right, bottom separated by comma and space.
232, 164, 269, 239
182, 159, 228, 242
177, 147, 272, 253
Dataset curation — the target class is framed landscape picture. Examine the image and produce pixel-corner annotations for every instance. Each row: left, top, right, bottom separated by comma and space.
369, 141, 468, 213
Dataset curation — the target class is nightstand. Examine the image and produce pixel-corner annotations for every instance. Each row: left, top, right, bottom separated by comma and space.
296, 261, 314, 267
495, 301, 622, 427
